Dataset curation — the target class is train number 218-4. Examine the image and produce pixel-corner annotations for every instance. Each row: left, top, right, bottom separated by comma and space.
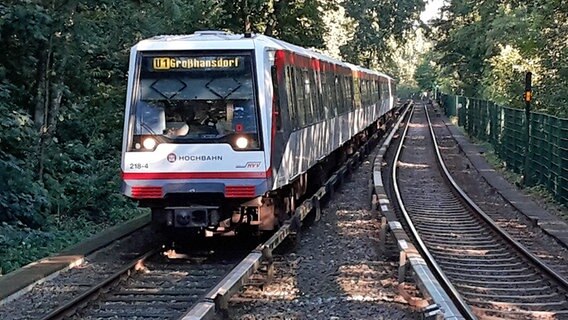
129, 163, 149, 169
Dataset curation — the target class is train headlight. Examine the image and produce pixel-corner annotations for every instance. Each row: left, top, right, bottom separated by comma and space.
142, 137, 157, 150
235, 136, 249, 149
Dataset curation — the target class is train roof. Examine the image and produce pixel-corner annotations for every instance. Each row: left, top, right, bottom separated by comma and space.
133, 31, 394, 80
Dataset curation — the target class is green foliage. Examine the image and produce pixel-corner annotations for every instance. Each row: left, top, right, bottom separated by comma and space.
340, 0, 425, 68
481, 44, 532, 108
0, 208, 146, 274
0, 83, 48, 227
0, 0, 340, 273
430, 0, 568, 115
0, 223, 57, 274
415, 56, 439, 91
219, 0, 327, 48
397, 83, 420, 99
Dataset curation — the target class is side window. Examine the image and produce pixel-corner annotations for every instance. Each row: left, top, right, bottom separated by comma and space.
270, 65, 282, 131
361, 79, 368, 107
313, 70, 323, 122
375, 80, 380, 101
368, 80, 372, 105
334, 76, 340, 114
346, 76, 353, 110
329, 73, 338, 117
285, 66, 297, 128
294, 67, 306, 127
352, 77, 361, 109
320, 71, 330, 119
337, 75, 345, 114
382, 79, 389, 99
302, 69, 313, 125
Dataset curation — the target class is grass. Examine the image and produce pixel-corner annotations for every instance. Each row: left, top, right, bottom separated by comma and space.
0, 207, 146, 275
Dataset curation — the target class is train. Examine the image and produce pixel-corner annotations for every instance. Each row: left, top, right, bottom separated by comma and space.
120, 30, 397, 238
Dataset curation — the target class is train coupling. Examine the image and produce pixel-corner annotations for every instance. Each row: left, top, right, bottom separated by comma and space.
165, 206, 220, 228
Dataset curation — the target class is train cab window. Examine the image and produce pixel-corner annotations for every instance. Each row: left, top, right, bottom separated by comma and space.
131, 52, 261, 151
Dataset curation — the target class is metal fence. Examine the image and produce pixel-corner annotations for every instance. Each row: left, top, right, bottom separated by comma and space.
439, 93, 568, 205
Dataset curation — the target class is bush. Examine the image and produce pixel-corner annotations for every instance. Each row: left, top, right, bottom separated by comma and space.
0, 83, 49, 227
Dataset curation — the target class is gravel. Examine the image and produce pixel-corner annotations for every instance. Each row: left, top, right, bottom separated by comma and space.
0, 227, 161, 320
429, 105, 568, 278
229, 151, 423, 319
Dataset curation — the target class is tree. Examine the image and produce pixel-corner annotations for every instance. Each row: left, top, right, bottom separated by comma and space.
430, 0, 568, 114
219, 0, 328, 48
340, 0, 425, 68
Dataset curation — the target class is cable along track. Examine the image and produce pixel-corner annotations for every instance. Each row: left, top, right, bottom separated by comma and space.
391, 103, 568, 319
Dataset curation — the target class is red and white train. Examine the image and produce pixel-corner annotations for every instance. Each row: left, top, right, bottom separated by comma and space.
121, 31, 396, 237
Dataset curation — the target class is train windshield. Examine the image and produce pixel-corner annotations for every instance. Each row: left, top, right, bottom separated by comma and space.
131, 51, 260, 150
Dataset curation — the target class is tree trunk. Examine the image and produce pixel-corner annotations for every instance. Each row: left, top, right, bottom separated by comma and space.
33, 44, 49, 128
37, 35, 57, 181
265, 0, 286, 36
47, 81, 64, 136
36, 36, 54, 181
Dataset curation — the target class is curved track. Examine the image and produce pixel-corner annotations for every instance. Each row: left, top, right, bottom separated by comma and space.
391, 103, 568, 319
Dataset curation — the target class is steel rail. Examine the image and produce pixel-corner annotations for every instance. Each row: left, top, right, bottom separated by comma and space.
423, 104, 568, 290
40, 248, 161, 320
391, 103, 477, 320
372, 101, 464, 319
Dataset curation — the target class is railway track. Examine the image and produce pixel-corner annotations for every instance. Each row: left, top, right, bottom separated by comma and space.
30, 109, 393, 320
40, 246, 247, 320
390, 102, 568, 319
431, 106, 568, 281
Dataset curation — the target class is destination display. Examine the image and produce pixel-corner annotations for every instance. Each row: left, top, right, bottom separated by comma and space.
146, 56, 244, 72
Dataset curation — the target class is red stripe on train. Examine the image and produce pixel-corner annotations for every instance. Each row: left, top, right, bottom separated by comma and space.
122, 170, 271, 180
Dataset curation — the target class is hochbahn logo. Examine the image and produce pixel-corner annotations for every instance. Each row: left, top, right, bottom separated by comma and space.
167, 153, 223, 163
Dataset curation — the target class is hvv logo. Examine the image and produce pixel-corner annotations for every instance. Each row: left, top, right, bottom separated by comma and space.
236, 161, 261, 169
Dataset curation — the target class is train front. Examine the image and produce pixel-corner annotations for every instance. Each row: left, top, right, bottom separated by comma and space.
121, 37, 274, 236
